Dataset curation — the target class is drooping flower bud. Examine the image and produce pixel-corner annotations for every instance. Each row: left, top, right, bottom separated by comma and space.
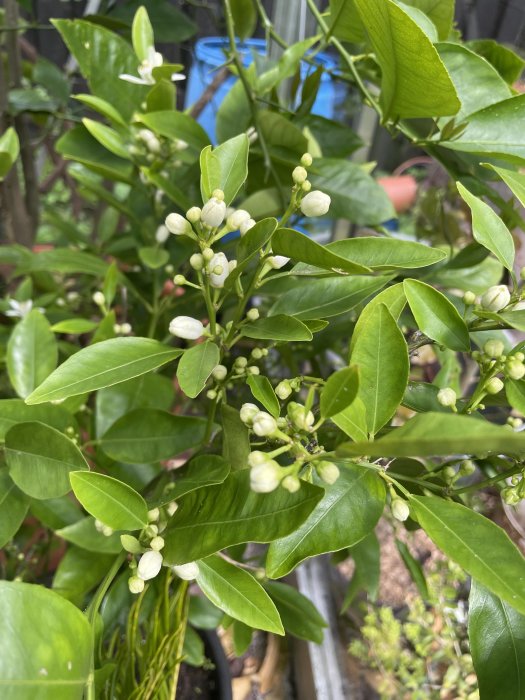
282, 475, 301, 493
300, 190, 331, 217
207, 252, 230, 288
239, 218, 256, 236
275, 380, 292, 400
201, 197, 226, 228
165, 212, 192, 236
92, 291, 105, 307
137, 550, 163, 581
128, 576, 145, 594
252, 411, 278, 437
169, 315, 204, 340
246, 308, 260, 321
292, 166, 308, 184
186, 206, 201, 223
227, 209, 251, 230
507, 360, 525, 380
437, 387, 456, 408
248, 450, 269, 467
172, 561, 200, 580
301, 153, 313, 167
267, 255, 290, 269
391, 499, 410, 522
463, 291, 476, 305
287, 402, 315, 431
250, 460, 281, 493
155, 225, 170, 243
240, 403, 260, 425
480, 285, 511, 312
212, 364, 228, 381
316, 461, 340, 485
484, 339, 505, 358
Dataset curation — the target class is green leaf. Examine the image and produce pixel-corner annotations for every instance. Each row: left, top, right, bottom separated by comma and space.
19, 248, 110, 277
265, 581, 327, 643
6, 422, 88, 499
258, 110, 308, 156
241, 314, 313, 342
177, 341, 220, 399
0, 127, 20, 180
138, 246, 169, 270
395, 539, 429, 599
199, 134, 249, 205
266, 465, 386, 578
353, 0, 460, 120
163, 470, 323, 564
247, 375, 280, 417
0, 580, 92, 699
320, 366, 359, 419
56, 126, 133, 183
70, 471, 148, 531
457, 182, 515, 271
269, 275, 388, 320
73, 94, 127, 127
469, 579, 525, 700
150, 455, 231, 507
343, 532, 381, 607
489, 164, 525, 210
410, 496, 525, 615
272, 228, 371, 275
101, 409, 207, 463
332, 397, 368, 443
7, 310, 58, 400
467, 39, 525, 84
26, 338, 182, 405
401, 0, 454, 40
328, 0, 365, 42
52, 546, 113, 604
56, 517, 122, 554
196, 555, 284, 635
338, 412, 525, 458
138, 111, 210, 152
350, 304, 409, 436
51, 319, 98, 335
131, 5, 154, 61
82, 118, 130, 160
0, 470, 29, 548
140, 167, 191, 211
221, 404, 250, 471
506, 379, 525, 416
350, 282, 406, 353
404, 279, 470, 351
324, 237, 446, 271
230, 0, 257, 39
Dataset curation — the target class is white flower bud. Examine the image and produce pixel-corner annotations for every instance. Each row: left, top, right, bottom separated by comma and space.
248, 451, 269, 467
481, 285, 511, 312
287, 402, 315, 431
251, 348, 263, 360
137, 550, 163, 581
206, 389, 217, 400
227, 209, 251, 230
240, 403, 260, 425
507, 360, 525, 381
128, 575, 145, 594
92, 291, 105, 307
484, 339, 505, 358
166, 501, 178, 516
301, 153, 313, 167
246, 308, 259, 321
175, 139, 188, 151
240, 218, 256, 236
138, 128, 155, 143
101, 525, 113, 537
485, 377, 504, 394
201, 197, 226, 228
150, 536, 165, 551
186, 206, 201, 223
437, 387, 456, 407
228, 259, 237, 272
173, 274, 186, 286
292, 166, 308, 184
275, 381, 292, 400
212, 364, 228, 381
202, 247, 214, 262
148, 508, 160, 522
120, 323, 132, 335
282, 475, 301, 493
172, 561, 200, 580
392, 499, 410, 522
250, 460, 281, 493
146, 135, 161, 154
169, 315, 204, 340
463, 291, 476, 305
267, 255, 290, 269
212, 189, 225, 201
316, 461, 340, 485
155, 225, 170, 243
208, 252, 230, 288
252, 411, 278, 437
247, 366, 260, 375
165, 213, 192, 236
190, 253, 204, 270
300, 190, 331, 217
302, 180, 312, 192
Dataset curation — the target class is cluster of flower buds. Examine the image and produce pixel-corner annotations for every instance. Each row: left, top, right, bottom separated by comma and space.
290, 153, 331, 218
502, 472, 525, 505
471, 339, 525, 396
129, 128, 188, 165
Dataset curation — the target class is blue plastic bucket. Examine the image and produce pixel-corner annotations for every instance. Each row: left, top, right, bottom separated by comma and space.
185, 37, 344, 143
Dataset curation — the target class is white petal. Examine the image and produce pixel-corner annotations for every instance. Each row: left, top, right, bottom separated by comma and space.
119, 74, 149, 85
170, 73, 186, 82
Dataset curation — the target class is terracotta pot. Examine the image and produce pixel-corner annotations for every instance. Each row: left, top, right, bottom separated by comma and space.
378, 175, 418, 214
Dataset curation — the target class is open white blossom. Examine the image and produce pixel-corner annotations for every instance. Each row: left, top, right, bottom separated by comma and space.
120, 46, 185, 85
208, 252, 230, 288
5, 299, 42, 318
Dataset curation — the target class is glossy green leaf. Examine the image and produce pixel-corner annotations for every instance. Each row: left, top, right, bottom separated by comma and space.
196, 555, 284, 635
138, 246, 169, 270
401, 0, 454, 40
6, 422, 88, 499
72, 94, 127, 126
395, 539, 429, 599
332, 397, 368, 443
469, 579, 525, 700
51, 319, 98, 334
241, 314, 313, 342
52, 546, 113, 604
247, 375, 280, 417
350, 282, 406, 353
0, 580, 92, 699
82, 118, 130, 160
70, 471, 148, 531
0, 470, 29, 548
457, 182, 515, 271
467, 39, 525, 84
489, 165, 525, 210
56, 517, 122, 554
230, 0, 257, 39
26, 338, 182, 404
19, 247, 110, 277
265, 581, 327, 643
131, 5, 154, 61
410, 496, 525, 615
272, 228, 371, 275
0, 399, 75, 442
30, 496, 82, 531
350, 304, 409, 436
342, 532, 381, 608
354, 0, 459, 120
138, 111, 210, 152
177, 341, 220, 399
258, 110, 307, 155
404, 279, 470, 351
506, 379, 525, 416
0, 127, 20, 179
101, 409, 207, 463
266, 465, 386, 578
402, 381, 450, 413
269, 275, 388, 320
7, 310, 58, 400
163, 470, 323, 565
325, 237, 446, 271
338, 412, 525, 458
150, 455, 231, 507
320, 366, 359, 419
221, 404, 250, 471
56, 126, 133, 183
200, 134, 249, 205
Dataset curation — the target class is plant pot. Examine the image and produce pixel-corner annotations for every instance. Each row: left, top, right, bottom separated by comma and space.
177, 629, 233, 700
377, 175, 418, 214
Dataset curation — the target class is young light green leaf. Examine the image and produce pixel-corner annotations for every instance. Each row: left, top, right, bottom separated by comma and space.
354, 0, 460, 120
469, 579, 525, 700
395, 539, 429, 600
457, 182, 515, 271
56, 517, 122, 554
70, 471, 148, 531
200, 134, 249, 205
0, 399, 75, 442
138, 111, 210, 151
26, 338, 182, 404
221, 404, 250, 471
467, 39, 525, 84
326, 237, 447, 270
241, 315, 313, 342
82, 118, 131, 160
230, 0, 257, 40
266, 465, 386, 578
163, 470, 323, 565
0, 127, 20, 179
177, 341, 220, 398
332, 397, 368, 443
72, 94, 127, 126
489, 164, 525, 210
338, 412, 525, 458
350, 282, 406, 353
138, 246, 170, 270
6, 422, 88, 500
350, 303, 409, 436
7, 310, 58, 400
410, 496, 525, 615
320, 366, 359, 419
131, 5, 154, 62
196, 555, 284, 635
247, 375, 280, 417
100, 409, 207, 463
51, 319, 98, 334
0, 470, 29, 549
404, 279, 470, 351
265, 581, 327, 643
